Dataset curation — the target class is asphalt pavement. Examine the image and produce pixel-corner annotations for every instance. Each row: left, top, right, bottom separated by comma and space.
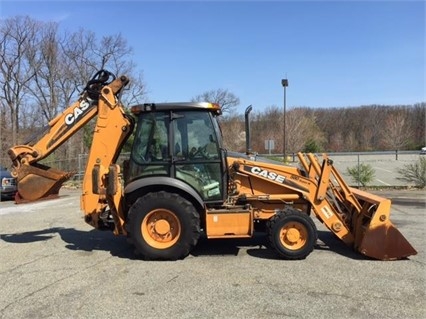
0, 188, 425, 319
326, 153, 423, 187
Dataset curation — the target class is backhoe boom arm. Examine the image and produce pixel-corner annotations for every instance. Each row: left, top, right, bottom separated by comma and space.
7, 70, 133, 205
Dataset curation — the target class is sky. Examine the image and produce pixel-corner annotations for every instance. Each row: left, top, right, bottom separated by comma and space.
1, 0, 425, 114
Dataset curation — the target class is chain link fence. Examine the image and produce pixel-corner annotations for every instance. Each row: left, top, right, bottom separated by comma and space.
262, 150, 423, 187
1, 150, 423, 187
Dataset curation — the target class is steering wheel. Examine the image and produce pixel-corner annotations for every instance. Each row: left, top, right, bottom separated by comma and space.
190, 145, 208, 159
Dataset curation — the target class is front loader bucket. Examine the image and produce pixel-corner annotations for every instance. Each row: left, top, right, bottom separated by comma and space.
14, 163, 74, 203
351, 188, 417, 260
358, 222, 417, 260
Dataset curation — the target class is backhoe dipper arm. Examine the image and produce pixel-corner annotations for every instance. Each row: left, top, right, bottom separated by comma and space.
8, 71, 127, 167
7, 70, 132, 202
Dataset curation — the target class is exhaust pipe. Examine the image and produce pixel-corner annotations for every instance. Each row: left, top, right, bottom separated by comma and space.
245, 105, 252, 155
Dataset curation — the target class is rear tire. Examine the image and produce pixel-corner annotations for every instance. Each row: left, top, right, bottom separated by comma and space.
267, 208, 317, 260
126, 191, 200, 260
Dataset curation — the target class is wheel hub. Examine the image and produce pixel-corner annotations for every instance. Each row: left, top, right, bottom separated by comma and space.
285, 228, 301, 243
142, 209, 181, 248
154, 219, 171, 236
280, 221, 308, 250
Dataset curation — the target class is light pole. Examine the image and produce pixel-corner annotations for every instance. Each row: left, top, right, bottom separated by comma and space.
281, 78, 288, 161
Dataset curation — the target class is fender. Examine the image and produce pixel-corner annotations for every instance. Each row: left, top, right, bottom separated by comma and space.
124, 176, 205, 209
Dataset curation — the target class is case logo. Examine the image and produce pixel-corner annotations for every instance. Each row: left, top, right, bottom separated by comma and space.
250, 166, 286, 183
65, 99, 92, 126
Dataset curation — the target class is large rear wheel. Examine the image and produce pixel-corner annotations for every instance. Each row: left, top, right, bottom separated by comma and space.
267, 208, 317, 260
126, 191, 200, 260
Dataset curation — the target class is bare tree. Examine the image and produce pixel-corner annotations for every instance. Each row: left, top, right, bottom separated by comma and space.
329, 132, 344, 152
381, 110, 413, 150
0, 16, 40, 145
61, 29, 146, 108
406, 103, 425, 148
219, 114, 245, 152
250, 106, 282, 153
60, 28, 98, 90
59, 30, 147, 157
0, 15, 147, 169
123, 70, 148, 106
286, 108, 325, 153
345, 131, 359, 151
315, 107, 346, 151
358, 105, 385, 150
98, 33, 132, 71
192, 89, 240, 114
25, 21, 64, 122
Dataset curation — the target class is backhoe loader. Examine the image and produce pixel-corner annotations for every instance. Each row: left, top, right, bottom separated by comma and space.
7, 70, 417, 261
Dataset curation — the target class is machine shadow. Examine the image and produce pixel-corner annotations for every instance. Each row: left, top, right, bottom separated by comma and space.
191, 232, 280, 260
315, 230, 366, 260
1, 228, 366, 261
192, 231, 366, 260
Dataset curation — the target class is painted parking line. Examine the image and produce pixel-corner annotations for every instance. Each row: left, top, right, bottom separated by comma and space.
0, 196, 74, 216
376, 179, 391, 186
374, 167, 393, 173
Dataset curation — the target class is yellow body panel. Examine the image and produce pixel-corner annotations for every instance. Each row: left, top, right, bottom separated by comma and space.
206, 210, 253, 238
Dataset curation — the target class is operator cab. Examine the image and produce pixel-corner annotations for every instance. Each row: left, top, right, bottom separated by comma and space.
126, 102, 226, 203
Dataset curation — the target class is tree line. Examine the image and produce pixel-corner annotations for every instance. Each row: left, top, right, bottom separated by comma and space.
1, 15, 424, 169
0, 16, 146, 168
219, 103, 425, 154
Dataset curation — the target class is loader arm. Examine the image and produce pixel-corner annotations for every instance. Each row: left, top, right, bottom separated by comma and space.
228, 153, 417, 260
7, 70, 133, 208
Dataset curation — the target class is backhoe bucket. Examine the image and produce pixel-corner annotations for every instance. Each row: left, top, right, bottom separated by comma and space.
351, 188, 417, 260
14, 163, 74, 203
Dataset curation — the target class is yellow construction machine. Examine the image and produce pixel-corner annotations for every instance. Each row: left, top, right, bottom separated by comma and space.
7, 70, 417, 261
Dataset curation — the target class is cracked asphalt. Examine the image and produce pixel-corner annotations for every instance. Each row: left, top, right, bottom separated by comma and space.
0, 188, 425, 319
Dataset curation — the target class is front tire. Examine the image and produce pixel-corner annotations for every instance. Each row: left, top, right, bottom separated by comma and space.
126, 191, 200, 260
267, 208, 317, 260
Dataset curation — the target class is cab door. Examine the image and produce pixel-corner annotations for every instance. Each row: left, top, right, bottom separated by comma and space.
172, 111, 224, 202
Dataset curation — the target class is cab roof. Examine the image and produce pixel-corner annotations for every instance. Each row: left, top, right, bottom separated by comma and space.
130, 102, 222, 115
